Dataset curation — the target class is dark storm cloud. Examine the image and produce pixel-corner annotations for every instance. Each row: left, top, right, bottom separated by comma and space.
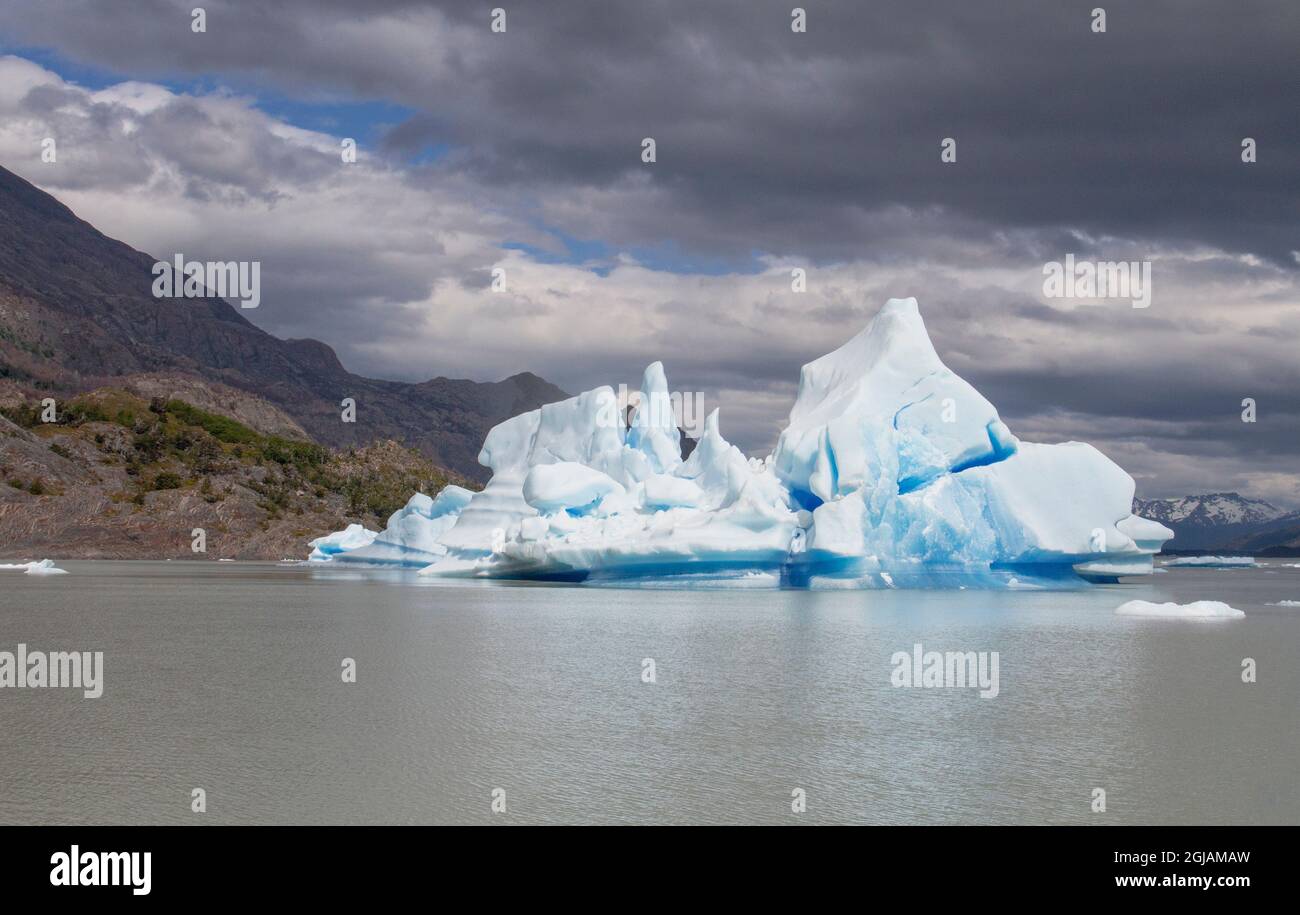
0, 0, 1296, 504
3, 0, 1296, 263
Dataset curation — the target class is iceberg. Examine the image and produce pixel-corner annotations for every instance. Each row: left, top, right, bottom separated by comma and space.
27, 559, 68, 575
309, 487, 473, 566
0, 559, 69, 575
773, 297, 1015, 504
1115, 600, 1244, 619
1162, 555, 1257, 568
308, 523, 379, 562
313, 297, 1173, 588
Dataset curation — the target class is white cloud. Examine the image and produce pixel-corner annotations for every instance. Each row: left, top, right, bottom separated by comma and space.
1, 55, 1297, 504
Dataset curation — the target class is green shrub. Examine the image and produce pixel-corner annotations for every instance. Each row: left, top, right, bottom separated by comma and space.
262, 436, 327, 468
163, 401, 259, 444
151, 472, 182, 491
0, 403, 40, 428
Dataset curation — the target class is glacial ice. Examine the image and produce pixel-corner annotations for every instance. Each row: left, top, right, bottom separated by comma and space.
0, 559, 69, 575
309, 487, 473, 566
1162, 555, 1257, 568
308, 524, 379, 562
1115, 600, 1244, 619
310, 297, 1174, 588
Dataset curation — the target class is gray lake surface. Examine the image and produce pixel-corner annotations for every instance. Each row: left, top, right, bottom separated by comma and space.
1, 559, 1297, 824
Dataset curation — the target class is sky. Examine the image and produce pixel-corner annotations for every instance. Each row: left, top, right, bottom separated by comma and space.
0, 0, 1296, 505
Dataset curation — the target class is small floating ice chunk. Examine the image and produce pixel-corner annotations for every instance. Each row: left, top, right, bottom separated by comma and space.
1269, 600, 1300, 607
18, 559, 68, 576
308, 523, 380, 562
1115, 599, 1244, 619
1163, 555, 1257, 568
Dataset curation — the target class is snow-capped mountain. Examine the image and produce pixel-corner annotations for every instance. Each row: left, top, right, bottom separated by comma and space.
1133, 492, 1283, 527
1132, 493, 1290, 551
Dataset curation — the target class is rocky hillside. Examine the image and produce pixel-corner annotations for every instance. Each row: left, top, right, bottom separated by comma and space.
1221, 514, 1300, 556
0, 164, 566, 481
0, 388, 473, 560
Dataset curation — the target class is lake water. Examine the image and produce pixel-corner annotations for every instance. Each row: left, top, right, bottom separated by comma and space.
1, 560, 1297, 824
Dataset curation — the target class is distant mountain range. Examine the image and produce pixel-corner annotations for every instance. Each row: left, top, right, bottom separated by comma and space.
1134, 491, 1281, 529
1134, 492, 1300, 554
0, 165, 566, 480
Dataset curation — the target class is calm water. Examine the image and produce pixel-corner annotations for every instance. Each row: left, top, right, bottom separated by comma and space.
1, 560, 1297, 825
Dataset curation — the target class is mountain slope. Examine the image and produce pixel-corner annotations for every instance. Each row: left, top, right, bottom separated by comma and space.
1133, 492, 1282, 527
1133, 492, 1288, 551
0, 388, 473, 559
1221, 513, 1300, 556
0, 164, 567, 480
